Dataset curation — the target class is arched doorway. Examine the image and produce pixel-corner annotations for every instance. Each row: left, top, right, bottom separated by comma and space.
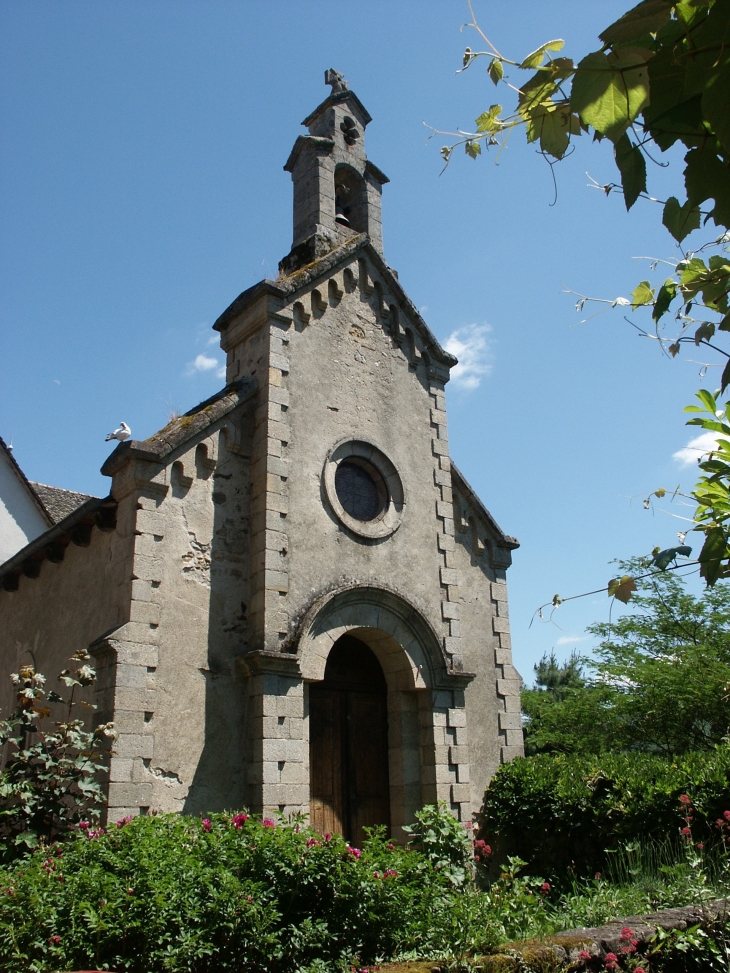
309, 634, 390, 845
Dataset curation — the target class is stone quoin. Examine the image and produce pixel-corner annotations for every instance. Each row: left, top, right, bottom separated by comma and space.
0, 71, 523, 842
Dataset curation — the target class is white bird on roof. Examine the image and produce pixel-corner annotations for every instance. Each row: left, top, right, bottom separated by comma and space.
105, 422, 131, 443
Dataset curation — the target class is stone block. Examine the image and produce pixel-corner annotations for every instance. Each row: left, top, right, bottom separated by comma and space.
447, 708, 467, 728
113, 733, 155, 759
115, 687, 156, 712
108, 782, 153, 807
494, 648, 513, 667
269, 352, 290, 373
505, 728, 524, 748
454, 726, 468, 746
492, 615, 510, 634
114, 643, 159, 668
432, 438, 450, 456
268, 386, 290, 407
443, 636, 461, 656
497, 678, 521, 699
449, 618, 461, 638
115, 664, 149, 689
456, 763, 470, 784
440, 567, 458, 586
109, 758, 133, 782
436, 501, 454, 521
449, 745, 469, 765
450, 783, 471, 804
441, 600, 460, 620
500, 746, 524, 763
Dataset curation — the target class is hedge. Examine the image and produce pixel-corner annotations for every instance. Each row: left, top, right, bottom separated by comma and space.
478, 747, 730, 876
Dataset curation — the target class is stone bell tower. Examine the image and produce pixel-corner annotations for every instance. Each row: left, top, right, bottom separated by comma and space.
281, 68, 390, 273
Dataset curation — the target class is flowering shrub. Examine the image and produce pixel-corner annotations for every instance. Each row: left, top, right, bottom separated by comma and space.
479, 748, 730, 875
0, 652, 115, 862
0, 810, 466, 973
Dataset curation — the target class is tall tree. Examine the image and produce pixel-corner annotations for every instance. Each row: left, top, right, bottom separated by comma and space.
521, 562, 730, 755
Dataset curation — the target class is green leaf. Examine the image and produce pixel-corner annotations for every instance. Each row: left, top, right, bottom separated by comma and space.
520, 39, 565, 70
694, 322, 716, 345
696, 389, 718, 414
475, 105, 503, 133
608, 575, 637, 603
526, 104, 578, 159
653, 279, 678, 322
719, 312, 730, 332
722, 358, 730, 395
699, 527, 727, 585
685, 147, 730, 229
599, 0, 674, 47
662, 196, 701, 243
465, 141, 482, 159
630, 280, 654, 309
571, 49, 651, 142
702, 63, 730, 155
652, 546, 692, 570
489, 59, 504, 86
614, 134, 647, 210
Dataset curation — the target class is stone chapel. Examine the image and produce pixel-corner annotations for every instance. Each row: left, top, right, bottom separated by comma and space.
0, 71, 523, 843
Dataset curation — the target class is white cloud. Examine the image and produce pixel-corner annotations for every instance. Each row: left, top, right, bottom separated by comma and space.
444, 323, 493, 390
185, 353, 222, 377
216, 365, 226, 380
555, 635, 588, 646
207, 334, 219, 346
673, 431, 729, 466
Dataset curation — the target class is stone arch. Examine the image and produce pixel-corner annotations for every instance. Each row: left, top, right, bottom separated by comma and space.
296, 582, 448, 689
334, 163, 368, 234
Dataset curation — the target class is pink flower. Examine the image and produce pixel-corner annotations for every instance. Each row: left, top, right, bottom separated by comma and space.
540, 882, 551, 894
604, 953, 619, 970
724, 810, 730, 821
305, 838, 321, 848
635, 968, 646, 973
49, 935, 61, 945
78, 821, 90, 831
232, 813, 249, 829
324, 832, 332, 841
679, 794, 691, 805
347, 846, 361, 858
387, 842, 395, 851
384, 868, 398, 878
681, 826, 692, 836
87, 828, 104, 839
263, 818, 275, 828
594, 872, 602, 880
578, 950, 592, 961
202, 818, 212, 832
115, 816, 133, 828
373, 871, 381, 879
621, 927, 634, 939
697, 842, 705, 849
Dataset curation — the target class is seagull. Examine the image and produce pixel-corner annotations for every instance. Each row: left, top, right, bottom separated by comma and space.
106, 422, 131, 442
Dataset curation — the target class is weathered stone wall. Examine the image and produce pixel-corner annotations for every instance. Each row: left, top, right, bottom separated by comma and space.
0, 524, 125, 723
100, 418, 253, 820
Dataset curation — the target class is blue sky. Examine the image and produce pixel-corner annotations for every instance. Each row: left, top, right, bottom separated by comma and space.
0, 1, 712, 681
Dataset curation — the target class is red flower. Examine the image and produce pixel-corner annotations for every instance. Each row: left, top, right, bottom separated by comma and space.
49, 935, 61, 945
202, 818, 212, 832
604, 953, 619, 969
578, 950, 591, 960
679, 794, 691, 805
621, 927, 634, 939
232, 813, 249, 829
324, 832, 332, 841
681, 826, 692, 836
305, 838, 321, 848
724, 810, 730, 821
347, 846, 361, 859
540, 882, 551, 894
263, 819, 275, 828
594, 872, 602, 880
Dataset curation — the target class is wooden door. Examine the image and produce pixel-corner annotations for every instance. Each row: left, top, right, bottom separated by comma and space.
309, 635, 390, 845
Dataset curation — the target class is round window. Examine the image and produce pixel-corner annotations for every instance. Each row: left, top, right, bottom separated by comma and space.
323, 440, 405, 539
334, 460, 387, 522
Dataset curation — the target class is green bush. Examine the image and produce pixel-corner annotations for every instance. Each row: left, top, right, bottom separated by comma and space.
478, 748, 730, 877
0, 810, 467, 973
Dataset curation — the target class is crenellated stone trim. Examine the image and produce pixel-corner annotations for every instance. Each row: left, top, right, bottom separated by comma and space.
491, 577, 524, 762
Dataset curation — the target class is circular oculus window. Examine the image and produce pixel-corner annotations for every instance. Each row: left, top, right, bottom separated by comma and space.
323, 440, 405, 539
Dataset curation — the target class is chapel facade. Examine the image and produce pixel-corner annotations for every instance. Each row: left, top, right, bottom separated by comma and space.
0, 72, 523, 841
